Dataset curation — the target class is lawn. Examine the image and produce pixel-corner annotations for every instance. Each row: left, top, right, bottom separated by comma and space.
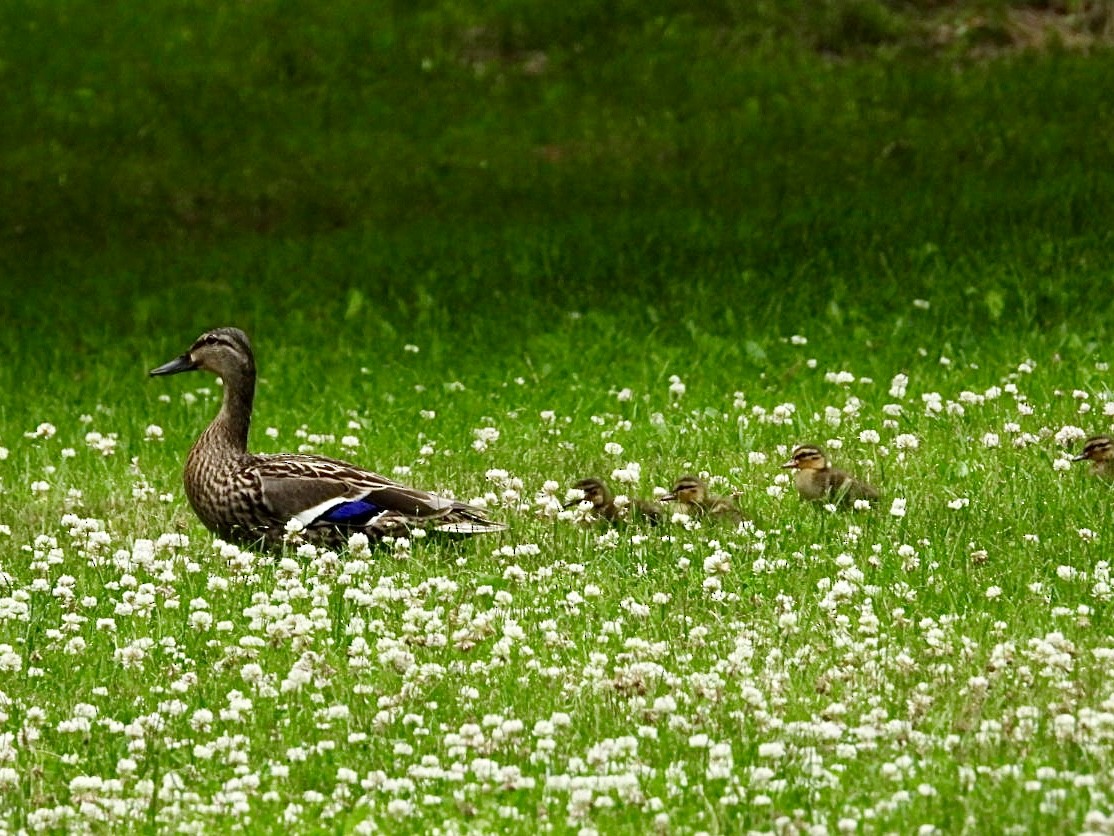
1, 0, 1114, 832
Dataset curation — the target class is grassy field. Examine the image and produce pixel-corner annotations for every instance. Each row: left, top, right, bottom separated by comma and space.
3, 0, 1114, 832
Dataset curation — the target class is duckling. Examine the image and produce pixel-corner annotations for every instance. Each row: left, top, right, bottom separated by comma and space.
660, 475, 748, 523
781, 444, 879, 508
564, 477, 664, 525
1072, 435, 1114, 478
150, 327, 506, 550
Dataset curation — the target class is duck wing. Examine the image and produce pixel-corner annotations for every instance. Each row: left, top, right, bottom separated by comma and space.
250, 454, 462, 528
827, 468, 880, 505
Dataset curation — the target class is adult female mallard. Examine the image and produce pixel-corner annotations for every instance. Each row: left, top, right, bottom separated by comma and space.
150, 327, 505, 550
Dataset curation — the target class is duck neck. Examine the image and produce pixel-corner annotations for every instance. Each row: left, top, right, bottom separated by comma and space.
208, 367, 255, 454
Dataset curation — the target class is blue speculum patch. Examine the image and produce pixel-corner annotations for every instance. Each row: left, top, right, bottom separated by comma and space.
318, 498, 383, 525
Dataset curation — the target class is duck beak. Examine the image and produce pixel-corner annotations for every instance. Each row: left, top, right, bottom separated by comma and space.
660, 492, 676, 502
149, 353, 198, 376
781, 460, 797, 469
1071, 452, 1089, 462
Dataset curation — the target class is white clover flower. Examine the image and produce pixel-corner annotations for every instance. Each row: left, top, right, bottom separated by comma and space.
144, 424, 164, 440
472, 426, 499, 453
604, 442, 624, 456
889, 374, 909, 398
341, 435, 360, 448
985, 586, 1002, 600
894, 433, 919, 450
539, 410, 556, 423
1079, 528, 1097, 543
747, 451, 767, 466
616, 388, 633, 402
889, 498, 907, 518
824, 370, 855, 385
668, 375, 686, 399
285, 518, 305, 534
83, 431, 118, 455
757, 741, 786, 759
30, 481, 49, 494
1052, 457, 1073, 473
859, 429, 880, 444
947, 498, 970, 510
982, 433, 1000, 448
24, 422, 57, 440
1055, 425, 1086, 446
420, 410, 436, 420
611, 462, 641, 484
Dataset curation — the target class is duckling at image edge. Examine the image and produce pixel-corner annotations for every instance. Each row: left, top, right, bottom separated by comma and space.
564, 477, 664, 525
782, 444, 880, 508
660, 475, 748, 523
150, 327, 506, 550
1072, 435, 1114, 478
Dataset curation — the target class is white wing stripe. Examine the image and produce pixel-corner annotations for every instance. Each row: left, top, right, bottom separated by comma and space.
293, 497, 350, 526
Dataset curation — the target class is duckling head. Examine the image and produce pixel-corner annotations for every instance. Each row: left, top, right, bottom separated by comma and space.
565, 477, 612, 509
150, 327, 255, 381
782, 444, 827, 470
1073, 435, 1114, 464
661, 475, 706, 505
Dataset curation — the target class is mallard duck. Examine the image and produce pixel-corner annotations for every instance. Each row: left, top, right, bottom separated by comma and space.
150, 327, 506, 550
564, 477, 664, 524
660, 475, 747, 523
1073, 435, 1114, 478
781, 444, 879, 508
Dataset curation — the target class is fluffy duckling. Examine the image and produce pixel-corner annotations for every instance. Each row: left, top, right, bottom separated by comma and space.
660, 475, 748, 523
781, 444, 879, 508
564, 477, 663, 524
1073, 435, 1114, 478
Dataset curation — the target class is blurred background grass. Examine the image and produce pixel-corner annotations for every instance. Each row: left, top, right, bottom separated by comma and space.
1, 0, 1113, 395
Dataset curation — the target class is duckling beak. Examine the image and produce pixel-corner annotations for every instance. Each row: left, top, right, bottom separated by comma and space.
659, 492, 676, 502
149, 353, 198, 376
1071, 452, 1089, 462
781, 460, 798, 469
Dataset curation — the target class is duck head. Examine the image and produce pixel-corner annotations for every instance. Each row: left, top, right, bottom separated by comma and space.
1073, 435, 1114, 464
565, 477, 612, 509
150, 327, 255, 380
782, 444, 827, 470
661, 475, 706, 504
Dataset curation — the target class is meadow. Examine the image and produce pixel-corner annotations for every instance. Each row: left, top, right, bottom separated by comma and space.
2, 0, 1114, 832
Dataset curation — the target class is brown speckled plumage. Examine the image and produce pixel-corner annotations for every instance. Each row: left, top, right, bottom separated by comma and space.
565, 477, 664, 525
151, 327, 505, 550
782, 444, 879, 508
661, 475, 748, 523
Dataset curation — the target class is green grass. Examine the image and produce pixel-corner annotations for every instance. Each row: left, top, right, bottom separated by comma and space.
2, 0, 1114, 832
